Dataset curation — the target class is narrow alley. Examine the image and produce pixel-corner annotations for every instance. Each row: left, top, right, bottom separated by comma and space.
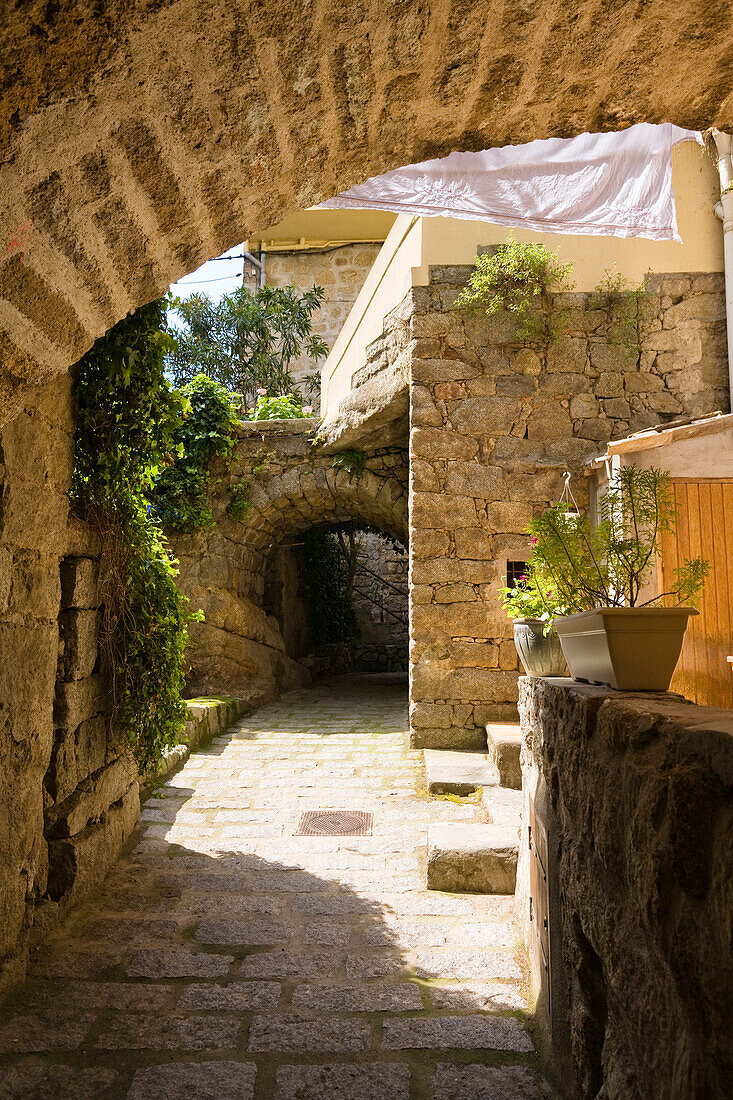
0, 678, 551, 1099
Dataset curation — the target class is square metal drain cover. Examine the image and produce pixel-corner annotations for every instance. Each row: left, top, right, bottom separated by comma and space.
295, 810, 373, 836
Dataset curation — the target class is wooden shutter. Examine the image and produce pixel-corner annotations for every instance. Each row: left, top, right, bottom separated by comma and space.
659, 479, 733, 708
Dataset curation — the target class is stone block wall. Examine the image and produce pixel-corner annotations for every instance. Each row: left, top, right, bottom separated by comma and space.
352, 530, 408, 648
517, 677, 733, 1100
0, 375, 138, 996
45, 553, 139, 917
408, 268, 728, 749
244, 243, 383, 407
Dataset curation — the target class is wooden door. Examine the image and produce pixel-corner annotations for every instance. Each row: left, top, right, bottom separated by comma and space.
659, 479, 733, 708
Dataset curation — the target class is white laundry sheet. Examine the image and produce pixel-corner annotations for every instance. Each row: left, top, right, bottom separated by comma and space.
319, 123, 701, 241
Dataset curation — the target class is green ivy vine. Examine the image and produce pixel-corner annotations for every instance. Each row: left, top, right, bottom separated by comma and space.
71, 300, 201, 771
149, 374, 240, 531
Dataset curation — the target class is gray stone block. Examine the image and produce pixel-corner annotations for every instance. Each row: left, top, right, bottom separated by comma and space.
54, 674, 105, 732
424, 749, 498, 794
129, 1062, 256, 1100
60, 557, 99, 609
427, 824, 519, 894
383, 1013, 533, 1052
486, 723, 522, 790
58, 608, 100, 681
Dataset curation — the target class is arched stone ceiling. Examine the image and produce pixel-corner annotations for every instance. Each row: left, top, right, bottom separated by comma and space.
2, 0, 733, 426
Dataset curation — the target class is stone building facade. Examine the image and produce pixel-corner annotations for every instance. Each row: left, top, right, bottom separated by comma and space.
243, 243, 383, 408
403, 268, 727, 749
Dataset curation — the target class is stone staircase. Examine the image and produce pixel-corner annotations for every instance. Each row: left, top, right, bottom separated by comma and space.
424, 723, 522, 895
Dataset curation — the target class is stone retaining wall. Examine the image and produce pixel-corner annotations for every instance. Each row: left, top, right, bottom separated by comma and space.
141, 696, 246, 791
408, 268, 728, 749
517, 676, 733, 1100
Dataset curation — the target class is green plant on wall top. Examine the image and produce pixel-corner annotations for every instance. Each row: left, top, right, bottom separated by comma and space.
526, 466, 708, 611
457, 234, 574, 343
247, 392, 315, 421
149, 374, 240, 531
71, 300, 201, 770
331, 449, 366, 476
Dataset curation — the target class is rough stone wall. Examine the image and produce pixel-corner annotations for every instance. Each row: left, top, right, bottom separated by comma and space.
7, 0, 731, 429
170, 420, 408, 701
323, 294, 413, 449
517, 677, 733, 1100
0, 376, 136, 997
352, 531, 408, 646
409, 268, 728, 749
244, 244, 383, 408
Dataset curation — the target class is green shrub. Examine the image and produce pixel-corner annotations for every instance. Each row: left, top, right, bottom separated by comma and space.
590, 266, 654, 353
331, 449, 366, 476
227, 481, 252, 521
457, 234, 574, 343
247, 393, 315, 420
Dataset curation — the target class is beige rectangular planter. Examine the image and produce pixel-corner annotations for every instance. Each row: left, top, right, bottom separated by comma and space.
553, 607, 698, 691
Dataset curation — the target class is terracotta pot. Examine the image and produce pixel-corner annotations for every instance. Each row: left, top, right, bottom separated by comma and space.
553, 606, 698, 691
512, 618, 568, 677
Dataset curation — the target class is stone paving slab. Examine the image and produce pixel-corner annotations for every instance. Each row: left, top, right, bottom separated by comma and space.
0, 678, 553, 1099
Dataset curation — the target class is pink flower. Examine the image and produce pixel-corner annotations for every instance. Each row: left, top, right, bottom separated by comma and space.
256, 388, 267, 396
302, 406, 313, 415
529, 537, 538, 546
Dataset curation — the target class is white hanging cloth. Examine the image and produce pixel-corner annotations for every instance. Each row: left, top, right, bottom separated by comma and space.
319, 123, 700, 241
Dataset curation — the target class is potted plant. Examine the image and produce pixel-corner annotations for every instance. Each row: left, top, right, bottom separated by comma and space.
526, 466, 709, 691
499, 568, 570, 677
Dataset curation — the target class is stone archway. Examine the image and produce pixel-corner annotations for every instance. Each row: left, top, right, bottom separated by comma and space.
169, 419, 408, 701
2, 1, 733, 426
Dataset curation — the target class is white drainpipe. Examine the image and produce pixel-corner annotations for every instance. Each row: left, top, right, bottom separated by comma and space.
712, 130, 733, 405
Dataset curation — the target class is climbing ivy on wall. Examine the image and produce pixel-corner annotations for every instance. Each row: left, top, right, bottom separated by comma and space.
71, 300, 201, 770
149, 374, 240, 530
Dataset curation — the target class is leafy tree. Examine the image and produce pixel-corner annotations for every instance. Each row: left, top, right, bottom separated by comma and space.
166, 284, 329, 406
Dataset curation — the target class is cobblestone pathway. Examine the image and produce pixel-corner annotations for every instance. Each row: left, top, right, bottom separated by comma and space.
0, 678, 554, 1099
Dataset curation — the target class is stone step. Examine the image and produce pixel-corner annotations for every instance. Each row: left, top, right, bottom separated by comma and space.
427, 823, 519, 894
423, 749, 498, 795
486, 723, 522, 790
482, 784, 523, 827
